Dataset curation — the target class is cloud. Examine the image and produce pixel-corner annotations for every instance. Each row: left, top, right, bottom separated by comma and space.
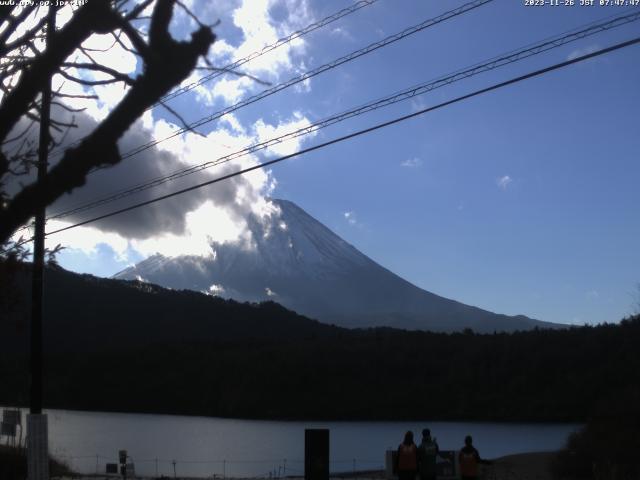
208, 284, 226, 296
13, 100, 316, 258
197, 0, 312, 105
401, 157, 423, 168
567, 44, 600, 61
496, 175, 512, 190
343, 211, 357, 226
51, 31, 140, 121
254, 112, 316, 156
41, 198, 255, 260
42, 114, 261, 242
5, 0, 318, 264
586, 290, 600, 300
410, 97, 427, 113
330, 26, 354, 41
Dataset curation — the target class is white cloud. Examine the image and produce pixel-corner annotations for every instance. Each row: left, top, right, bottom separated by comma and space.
567, 44, 600, 61
208, 284, 226, 295
7, 0, 317, 270
42, 220, 130, 261
195, 0, 313, 105
36, 104, 315, 260
330, 26, 354, 41
42, 200, 252, 260
497, 175, 512, 190
344, 211, 357, 226
254, 112, 316, 156
410, 97, 427, 113
209, 75, 255, 104
401, 157, 423, 168
53, 31, 139, 121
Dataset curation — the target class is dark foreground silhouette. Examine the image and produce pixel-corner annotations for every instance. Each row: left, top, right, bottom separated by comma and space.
1, 264, 639, 422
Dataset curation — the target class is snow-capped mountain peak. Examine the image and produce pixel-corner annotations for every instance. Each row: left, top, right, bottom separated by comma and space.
114, 199, 558, 332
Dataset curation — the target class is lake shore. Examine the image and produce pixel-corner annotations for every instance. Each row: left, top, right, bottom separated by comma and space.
51, 451, 557, 480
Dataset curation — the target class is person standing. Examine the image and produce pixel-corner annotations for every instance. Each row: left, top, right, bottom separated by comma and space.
417, 428, 439, 480
395, 431, 418, 480
458, 435, 491, 480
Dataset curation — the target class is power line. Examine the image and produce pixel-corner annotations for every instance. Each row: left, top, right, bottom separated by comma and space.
40, 10, 640, 225
159, 0, 380, 104
28, 36, 639, 244
45, 0, 380, 160
30, 0, 495, 231
115, 0, 493, 161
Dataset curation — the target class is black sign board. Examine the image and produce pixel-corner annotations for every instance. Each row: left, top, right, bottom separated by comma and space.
305, 429, 329, 480
106, 463, 118, 474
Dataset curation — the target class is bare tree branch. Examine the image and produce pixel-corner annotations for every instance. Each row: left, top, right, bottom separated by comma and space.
57, 68, 131, 86
197, 64, 271, 87
117, 17, 150, 58
49, 117, 77, 130
0, 4, 38, 49
1, 117, 37, 146
158, 99, 205, 137
125, 0, 155, 21
111, 30, 141, 57
50, 100, 86, 113
61, 61, 135, 85
52, 91, 99, 100
0, 13, 48, 57
0, 0, 216, 244
0, 0, 121, 143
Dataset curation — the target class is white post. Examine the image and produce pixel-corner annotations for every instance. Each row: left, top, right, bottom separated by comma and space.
27, 414, 49, 480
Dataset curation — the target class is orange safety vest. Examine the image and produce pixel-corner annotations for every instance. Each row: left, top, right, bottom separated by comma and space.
398, 444, 417, 471
459, 449, 478, 477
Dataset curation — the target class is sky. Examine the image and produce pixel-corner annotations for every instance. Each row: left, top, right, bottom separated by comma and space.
10, 0, 640, 326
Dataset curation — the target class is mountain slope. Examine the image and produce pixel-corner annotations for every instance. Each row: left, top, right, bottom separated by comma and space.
114, 199, 560, 332
0, 264, 342, 354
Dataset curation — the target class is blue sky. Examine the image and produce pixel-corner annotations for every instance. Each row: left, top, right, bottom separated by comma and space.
40, 0, 640, 326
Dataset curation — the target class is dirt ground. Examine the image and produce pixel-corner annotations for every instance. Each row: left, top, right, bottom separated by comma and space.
485, 451, 556, 480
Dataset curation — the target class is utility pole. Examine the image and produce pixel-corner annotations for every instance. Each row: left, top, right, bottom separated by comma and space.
27, 5, 55, 480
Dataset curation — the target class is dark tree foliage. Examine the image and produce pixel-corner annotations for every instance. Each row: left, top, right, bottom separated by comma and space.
1, 265, 639, 424
551, 386, 640, 480
0, 445, 71, 480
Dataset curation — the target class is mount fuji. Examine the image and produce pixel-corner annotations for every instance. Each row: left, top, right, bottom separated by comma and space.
114, 199, 558, 332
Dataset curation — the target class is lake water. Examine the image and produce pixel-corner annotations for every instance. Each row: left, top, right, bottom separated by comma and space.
2, 407, 579, 478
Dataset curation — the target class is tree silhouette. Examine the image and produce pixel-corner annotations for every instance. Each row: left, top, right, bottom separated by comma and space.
0, 0, 216, 246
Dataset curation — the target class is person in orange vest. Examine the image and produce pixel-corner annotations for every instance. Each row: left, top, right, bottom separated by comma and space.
458, 435, 492, 480
395, 430, 418, 480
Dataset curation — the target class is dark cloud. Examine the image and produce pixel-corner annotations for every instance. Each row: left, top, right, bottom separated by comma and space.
7, 107, 266, 240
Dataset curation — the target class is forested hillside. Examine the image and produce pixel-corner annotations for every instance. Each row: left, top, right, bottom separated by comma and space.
2, 264, 638, 422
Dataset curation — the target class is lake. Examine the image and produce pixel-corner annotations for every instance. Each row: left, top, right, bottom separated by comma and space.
2, 407, 579, 478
